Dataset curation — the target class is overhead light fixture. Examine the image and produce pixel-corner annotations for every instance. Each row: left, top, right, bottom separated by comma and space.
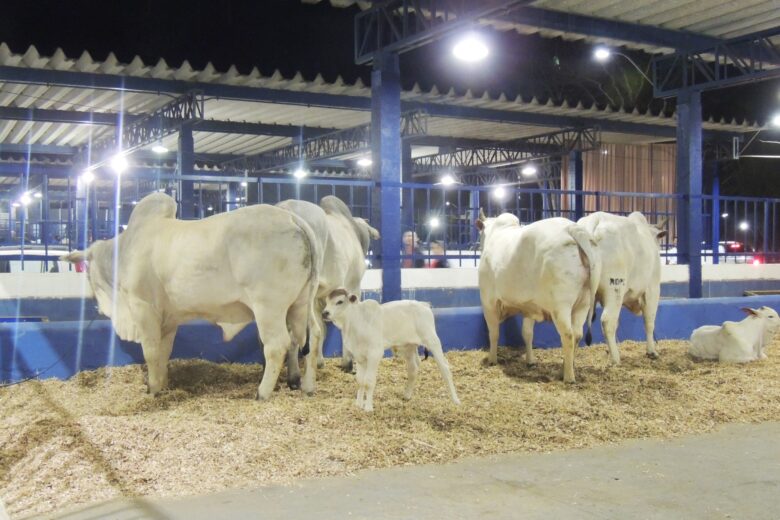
357, 157, 372, 167
293, 167, 307, 179
772, 113, 780, 127
521, 164, 537, 177
240, 181, 248, 187
721, 212, 729, 218
19, 192, 32, 206
207, 205, 214, 211
739, 221, 750, 231
453, 33, 489, 62
110, 155, 128, 174
33, 192, 43, 199
428, 216, 440, 229
131, 200, 138, 205
152, 144, 168, 154
593, 46, 611, 62
80, 170, 95, 184
492, 185, 507, 201
440, 174, 456, 186
11, 202, 20, 208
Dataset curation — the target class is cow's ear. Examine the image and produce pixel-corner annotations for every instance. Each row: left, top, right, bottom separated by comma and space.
349, 294, 358, 303
741, 307, 759, 317
656, 229, 668, 239
478, 207, 487, 221
475, 219, 484, 231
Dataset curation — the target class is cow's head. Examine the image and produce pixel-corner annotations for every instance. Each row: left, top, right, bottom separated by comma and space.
474, 209, 519, 251
353, 217, 381, 254
741, 306, 780, 334
322, 288, 358, 325
629, 211, 668, 245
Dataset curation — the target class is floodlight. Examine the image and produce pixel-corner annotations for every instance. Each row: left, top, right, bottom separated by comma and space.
33, 192, 43, 198
772, 113, 780, 127
110, 155, 128, 174
19, 192, 32, 206
721, 212, 729, 218
152, 144, 168, 154
293, 167, 307, 179
453, 33, 489, 62
594, 47, 611, 62
357, 157, 372, 167
521, 164, 537, 177
440, 174, 456, 186
739, 221, 749, 231
81, 170, 95, 184
429, 217, 440, 229
492, 185, 507, 201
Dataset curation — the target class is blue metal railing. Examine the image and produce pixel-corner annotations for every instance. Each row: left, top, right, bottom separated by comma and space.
2, 177, 779, 271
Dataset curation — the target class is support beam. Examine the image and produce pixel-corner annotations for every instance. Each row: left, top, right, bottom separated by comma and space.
568, 150, 584, 221
178, 123, 196, 219
401, 141, 414, 233
711, 164, 720, 265
676, 90, 703, 298
652, 27, 780, 97
372, 53, 402, 302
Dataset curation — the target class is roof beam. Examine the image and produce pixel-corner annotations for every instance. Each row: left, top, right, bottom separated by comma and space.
651, 27, 780, 97
498, 7, 721, 51
0, 143, 76, 155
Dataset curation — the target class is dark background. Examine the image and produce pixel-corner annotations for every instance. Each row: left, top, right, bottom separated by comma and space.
1, 0, 778, 195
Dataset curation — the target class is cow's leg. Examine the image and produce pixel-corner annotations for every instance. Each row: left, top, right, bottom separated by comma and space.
313, 299, 327, 369
285, 297, 311, 391
362, 350, 382, 412
254, 309, 291, 401
285, 345, 301, 391
142, 328, 176, 396
552, 311, 576, 383
422, 335, 461, 405
340, 346, 354, 374
400, 345, 420, 401
521, 317, 536, 367
600, 291, 623, 365
643, 287, 661, 359
354, 359, 366, 409
301, 315, 323, 396
483, 304, 501, 365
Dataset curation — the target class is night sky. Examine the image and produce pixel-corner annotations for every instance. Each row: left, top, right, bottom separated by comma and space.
1, 0, 779, 193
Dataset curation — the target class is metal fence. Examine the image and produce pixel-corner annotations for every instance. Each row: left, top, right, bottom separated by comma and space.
2, 176, 779, 272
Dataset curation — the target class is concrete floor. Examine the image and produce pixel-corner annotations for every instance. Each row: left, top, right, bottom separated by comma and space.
38, 422, 780, 520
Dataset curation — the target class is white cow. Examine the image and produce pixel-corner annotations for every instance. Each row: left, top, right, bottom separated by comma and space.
322, 289, 460, 412
476, 211, 599, 383
278, 196, 379, 373
689, 306, 780, 363
576, 211, 667, 364
62, 193, 321, 400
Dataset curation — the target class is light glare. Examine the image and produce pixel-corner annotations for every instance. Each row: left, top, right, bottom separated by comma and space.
493, 185, 507, 201
594, 47, 611, 62
440, 174, 456, 186
429, 217, 440, 229
240, 181, 248, 187
33, 192, 43, 199
721, 212, 729, 218
19, 193, 32, 206
357, 157, 372, 167
152, 144, 168, 154
453, 34, 489, 62
293, 168, 307, 179
81, 170, 95, 184
521, 164, 537, 177
772, 113, 780, 127
753, 258, 762, 266
11, 202, 20, 208
110, 155, 128, 174
739, 221, 749, 231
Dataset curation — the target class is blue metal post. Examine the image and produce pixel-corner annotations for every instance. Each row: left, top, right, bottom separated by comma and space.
75, 172, 88, 250
401, 141, 414, 233
178, 123, 196, 219
568, 150, 584, 221
675, 90, 703, 298
226, 183, 239, 212
89, 182, 98, 244
42, 174, 49, 270
470, 188, 480, 247
711, 165, 720, 265
371, 52, 402, 302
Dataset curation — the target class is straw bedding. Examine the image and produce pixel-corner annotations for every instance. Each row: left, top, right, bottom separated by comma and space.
2, 338, 780, 518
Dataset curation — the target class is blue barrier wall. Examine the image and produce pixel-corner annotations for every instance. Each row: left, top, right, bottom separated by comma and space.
3, 295, 780, 383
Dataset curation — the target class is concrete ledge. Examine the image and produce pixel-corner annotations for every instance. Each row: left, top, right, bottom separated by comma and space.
3, 295, 780, 383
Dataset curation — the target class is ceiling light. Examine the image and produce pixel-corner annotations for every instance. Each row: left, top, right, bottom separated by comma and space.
521, 164, 537, 177
240, 181, 248, 187
357, 157, 372, 167
440, 174, 456, 186
739, 221, 749, 231
110, 155, 128, 174
207, 205, 214, 211
293, 167, 307, 179
19, 192, 32, 206
81, 170, 95, 184
428, 217, 440, 229
492, 185, 507, 201
772, 113, 780, 127
33, 192, 43, 198
721, 212, 729, 218
11, 202, 20, 208
594, 47, 611, 62
453, 33, 489, 62
152, 144, 168, 154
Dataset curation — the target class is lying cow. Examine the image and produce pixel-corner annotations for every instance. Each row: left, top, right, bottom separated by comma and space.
62, 193, 321, 400
322, 289, 460, 412
577, 211, 667, 364
278, 196, 379, 374
689, 306, 780, 363
476, 210, 599, 383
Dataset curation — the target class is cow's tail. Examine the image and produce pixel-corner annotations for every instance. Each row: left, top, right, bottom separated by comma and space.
568, 224, 600, 346
289, 212, 321, 356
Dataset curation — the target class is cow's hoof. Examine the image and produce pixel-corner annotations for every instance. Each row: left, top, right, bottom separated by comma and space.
526, 361, 537, 369
646, 351, 660, 360
317, 360, 325, 370
256, 390, 270, 401
564, 378, 576, 385
485, 357, 498, 366
287, 376, 301, 391
340, 360, 354, 374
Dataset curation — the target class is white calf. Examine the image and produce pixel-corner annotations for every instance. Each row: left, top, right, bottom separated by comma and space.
322, 290, 460, 412
689, 306, 780, 363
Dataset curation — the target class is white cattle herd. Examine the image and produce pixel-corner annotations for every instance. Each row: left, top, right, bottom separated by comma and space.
63, 193, 778, 411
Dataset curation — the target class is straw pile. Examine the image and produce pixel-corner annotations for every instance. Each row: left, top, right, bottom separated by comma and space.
3, 338, 780, 518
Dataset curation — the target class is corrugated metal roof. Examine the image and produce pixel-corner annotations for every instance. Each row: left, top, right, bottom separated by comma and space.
0, 43, 761, 163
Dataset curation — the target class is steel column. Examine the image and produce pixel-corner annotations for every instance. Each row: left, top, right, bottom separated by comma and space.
675, 90, 703, 298
371, 53, 402, 302
711, 165, 720, 265
568, 150, 584, 221
401, 141, 414, 233
178, 123, 196, 219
